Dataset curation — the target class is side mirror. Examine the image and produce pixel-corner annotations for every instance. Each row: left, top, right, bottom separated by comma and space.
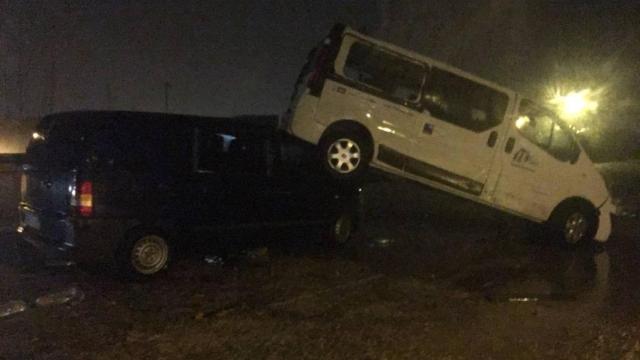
562, 143, 580, 164
570, 147, 580, 164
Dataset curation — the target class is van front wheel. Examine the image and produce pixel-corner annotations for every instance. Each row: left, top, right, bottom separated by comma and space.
319, 130, 372, 182
551, 205, 597, 247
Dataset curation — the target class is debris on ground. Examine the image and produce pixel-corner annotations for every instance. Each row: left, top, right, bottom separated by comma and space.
0, 300, 27, 319
622, 341, 640, 360
368, 237, 395, 248
244, 247, 270, 266
45, 260, 76, 268
508, 297, 539, 303
35, 286, 85, 307
203, 255, 224, 266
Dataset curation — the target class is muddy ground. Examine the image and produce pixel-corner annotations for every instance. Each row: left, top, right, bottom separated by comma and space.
1, 182, 639, 359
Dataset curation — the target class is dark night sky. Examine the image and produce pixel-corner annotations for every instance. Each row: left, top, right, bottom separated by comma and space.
1, 0, 640, 150
0, 1, 379, 118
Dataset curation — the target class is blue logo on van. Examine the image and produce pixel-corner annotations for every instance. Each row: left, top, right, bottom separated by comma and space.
512, 148, 538, 170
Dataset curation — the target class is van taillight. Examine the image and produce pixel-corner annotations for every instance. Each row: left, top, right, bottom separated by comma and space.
307, 45, 331, 95
76, 181, 93, 217
306, 25, 344, 96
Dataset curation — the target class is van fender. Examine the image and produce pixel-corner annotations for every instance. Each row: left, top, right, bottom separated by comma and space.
320, 120, 375, 151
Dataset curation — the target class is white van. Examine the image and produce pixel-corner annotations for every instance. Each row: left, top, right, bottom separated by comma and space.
282, 24, 613, 245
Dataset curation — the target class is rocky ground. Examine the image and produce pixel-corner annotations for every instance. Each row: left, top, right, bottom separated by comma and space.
1, 181, 639, 359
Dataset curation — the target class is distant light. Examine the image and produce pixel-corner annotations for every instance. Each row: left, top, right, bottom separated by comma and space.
366, 113, 372, 119
576, 127, 589, 134
32, 132, 45, 140
548, 88, 599, 120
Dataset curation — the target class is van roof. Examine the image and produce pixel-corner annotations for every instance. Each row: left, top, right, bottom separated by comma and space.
39, 111, 279, 132
340, 25, 516, 97
42, 110, 277, 123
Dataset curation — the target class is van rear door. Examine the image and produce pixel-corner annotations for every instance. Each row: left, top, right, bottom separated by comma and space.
19, 116, 83, 247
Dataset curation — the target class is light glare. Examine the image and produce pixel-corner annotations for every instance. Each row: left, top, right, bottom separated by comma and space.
548, 88, 599, 120
515, 116, 529, 129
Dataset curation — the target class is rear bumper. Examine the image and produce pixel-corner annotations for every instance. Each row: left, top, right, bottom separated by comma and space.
287, 95, 325, 145
17, 212, 128, 264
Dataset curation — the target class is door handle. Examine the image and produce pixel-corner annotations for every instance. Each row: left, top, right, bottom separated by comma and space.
487, 131, 498, 147
423, 123, 434, 135
505, 137, 516, 154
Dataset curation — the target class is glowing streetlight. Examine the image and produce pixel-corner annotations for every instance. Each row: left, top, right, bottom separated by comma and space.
548, 88, 600, 121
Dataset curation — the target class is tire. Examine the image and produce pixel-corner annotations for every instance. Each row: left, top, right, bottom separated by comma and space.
318, 128, 372, 183
326, 208, 356, 246
550, 204, 597, 247
116, 230, 171, 280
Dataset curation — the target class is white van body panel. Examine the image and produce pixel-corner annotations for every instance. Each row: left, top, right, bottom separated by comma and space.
285, 25, 613, 242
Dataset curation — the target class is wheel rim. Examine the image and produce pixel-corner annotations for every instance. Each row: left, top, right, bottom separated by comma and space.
334, 213, 353, 244
131, 235, 169, 275
327, 138, 361, 174
564, 212, 588, 244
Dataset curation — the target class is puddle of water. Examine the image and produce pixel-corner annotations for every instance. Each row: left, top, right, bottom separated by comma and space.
456, 246, 610, 305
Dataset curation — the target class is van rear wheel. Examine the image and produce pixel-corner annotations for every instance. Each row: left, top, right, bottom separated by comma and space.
327, 210, 355, 246
116, 231, 171, 280
319, 130, 372, 182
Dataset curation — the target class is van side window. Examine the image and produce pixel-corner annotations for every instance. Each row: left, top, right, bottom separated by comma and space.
194, 128, 237, 173
343, 42, 424, 105
422, 68, 508, 132
516, 114, 553, 149
516, 100, 579, 162
194, 128, 268, 175
549, 123, 579, 162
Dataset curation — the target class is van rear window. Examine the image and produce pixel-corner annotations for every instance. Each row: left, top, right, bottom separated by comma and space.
343, 42, 424, 104
26, 116, 182, 171
26, 119, 86, 169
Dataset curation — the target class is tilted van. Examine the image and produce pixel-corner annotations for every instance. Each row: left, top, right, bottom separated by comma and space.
282, 24, 613, 245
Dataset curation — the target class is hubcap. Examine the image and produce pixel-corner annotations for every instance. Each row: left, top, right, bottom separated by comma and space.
334, 214, 353, 243
327, 138, 361, 174
131, 235, 169, 275
564, 212, 588, 244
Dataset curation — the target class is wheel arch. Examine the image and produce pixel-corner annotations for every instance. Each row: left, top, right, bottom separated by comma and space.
549, 197, 597, 218
548, 197, 598, 221
320, 119, 374, 147
123, 221, 172, 243
118, 223, 175, 259
548, 196, 599, 236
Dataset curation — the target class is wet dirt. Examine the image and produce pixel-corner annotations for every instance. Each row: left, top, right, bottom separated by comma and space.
1, 182, 639, 359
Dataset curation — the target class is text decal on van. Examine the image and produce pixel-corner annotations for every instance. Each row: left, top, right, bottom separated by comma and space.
511, 148, 538, 171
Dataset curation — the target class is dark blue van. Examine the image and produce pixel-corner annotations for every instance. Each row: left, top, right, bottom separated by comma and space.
17, 111, 359, 278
